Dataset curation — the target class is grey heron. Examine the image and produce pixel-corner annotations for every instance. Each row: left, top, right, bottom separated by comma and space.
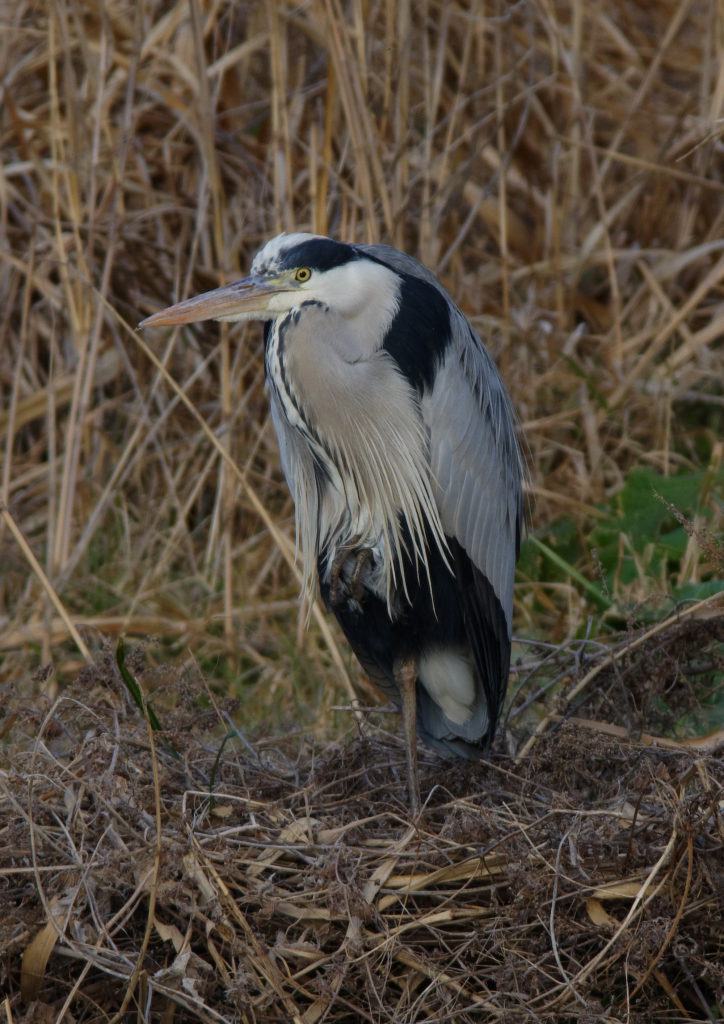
140, 233, 525, 812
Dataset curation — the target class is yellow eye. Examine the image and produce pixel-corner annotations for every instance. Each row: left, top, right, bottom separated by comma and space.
295, 267, 312, 282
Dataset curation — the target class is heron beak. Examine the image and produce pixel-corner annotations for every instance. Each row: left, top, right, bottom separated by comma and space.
138, 276, 286, 329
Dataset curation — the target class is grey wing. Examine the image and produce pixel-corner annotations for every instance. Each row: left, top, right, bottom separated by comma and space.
361, 242, 525, 623
424, 310, 525, 626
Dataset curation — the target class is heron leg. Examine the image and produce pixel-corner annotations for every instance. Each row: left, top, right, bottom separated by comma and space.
394, 655, 421, 815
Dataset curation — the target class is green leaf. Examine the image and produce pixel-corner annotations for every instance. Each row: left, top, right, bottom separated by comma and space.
526, 535, 612, 609
116, 639, 180, 759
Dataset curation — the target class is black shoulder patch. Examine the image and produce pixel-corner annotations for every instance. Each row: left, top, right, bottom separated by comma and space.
279, 238, 360, 272
382, 274, 452, 393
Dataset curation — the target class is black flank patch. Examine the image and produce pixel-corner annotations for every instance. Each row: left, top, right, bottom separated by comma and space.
279, 238, 360, 272
382, 274, 452, 393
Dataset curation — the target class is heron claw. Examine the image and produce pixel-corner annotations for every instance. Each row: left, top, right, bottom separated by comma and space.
329, 543, 372, 606
349, 548, 372, 601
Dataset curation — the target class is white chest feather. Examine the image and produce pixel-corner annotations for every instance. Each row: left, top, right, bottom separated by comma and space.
267, 302, 447, 609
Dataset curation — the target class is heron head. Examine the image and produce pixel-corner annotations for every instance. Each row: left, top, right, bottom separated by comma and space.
138, 233, 396, 330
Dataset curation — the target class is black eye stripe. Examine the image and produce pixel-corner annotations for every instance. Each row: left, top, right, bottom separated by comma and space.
279, 239, 360, 272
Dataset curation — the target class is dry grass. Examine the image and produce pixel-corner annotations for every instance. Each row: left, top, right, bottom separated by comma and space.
2, 622, 723, 1023
1, 1, 724, 1019
2, 0, 722, 710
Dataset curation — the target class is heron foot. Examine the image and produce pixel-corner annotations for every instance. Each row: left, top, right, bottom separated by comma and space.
329, 543, 373, 606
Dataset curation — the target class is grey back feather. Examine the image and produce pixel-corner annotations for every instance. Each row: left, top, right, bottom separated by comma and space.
360, 243, 525, 632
